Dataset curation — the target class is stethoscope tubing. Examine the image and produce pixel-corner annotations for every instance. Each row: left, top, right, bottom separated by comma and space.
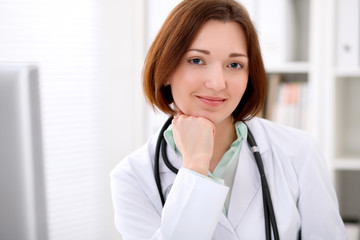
154, 117, 279, 240
154, 117, 173, 206
247, 127, 280, 239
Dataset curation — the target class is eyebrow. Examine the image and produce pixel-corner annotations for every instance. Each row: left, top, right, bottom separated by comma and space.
187, 49, 210, 55
187, 48, 248, 58
229, 52, 248, 58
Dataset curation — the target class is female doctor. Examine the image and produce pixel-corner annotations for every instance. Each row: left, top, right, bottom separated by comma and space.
110, 0, 346, 239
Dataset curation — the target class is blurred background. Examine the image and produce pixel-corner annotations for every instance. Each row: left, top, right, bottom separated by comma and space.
0, 0, 359, 239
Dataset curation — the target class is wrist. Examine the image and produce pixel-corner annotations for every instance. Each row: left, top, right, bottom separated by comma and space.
181, 158, 210, 176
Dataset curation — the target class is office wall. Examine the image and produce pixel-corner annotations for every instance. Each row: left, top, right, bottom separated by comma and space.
0, 1, 146, 239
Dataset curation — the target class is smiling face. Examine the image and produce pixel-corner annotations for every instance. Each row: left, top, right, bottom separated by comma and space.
168, 20, 249, 126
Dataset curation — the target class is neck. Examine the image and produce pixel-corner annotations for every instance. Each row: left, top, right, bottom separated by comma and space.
209, 117, 237, 172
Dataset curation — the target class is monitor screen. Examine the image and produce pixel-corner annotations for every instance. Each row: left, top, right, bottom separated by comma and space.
0, 63, 48, 240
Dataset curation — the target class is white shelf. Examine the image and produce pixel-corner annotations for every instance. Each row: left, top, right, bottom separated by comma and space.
258, 0, 360, 222
333, 158, 360, 170
335, 68, 360, 77
265, 62, 310, 74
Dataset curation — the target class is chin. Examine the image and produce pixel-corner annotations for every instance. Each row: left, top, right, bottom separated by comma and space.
190, 111, 233, 125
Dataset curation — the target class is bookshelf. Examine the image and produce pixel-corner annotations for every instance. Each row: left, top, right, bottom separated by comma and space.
333, 0, 360, 233
251, 0, 360, 236
247, 0, 313, 133
334, 73, 360, 232
266, 62, 310, 74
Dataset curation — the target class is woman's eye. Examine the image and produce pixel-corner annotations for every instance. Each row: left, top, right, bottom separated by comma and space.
228, 62, 243, 69
189, 58, 204, 65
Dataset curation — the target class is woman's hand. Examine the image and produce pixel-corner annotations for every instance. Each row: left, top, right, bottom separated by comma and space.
172, 115, 215, 176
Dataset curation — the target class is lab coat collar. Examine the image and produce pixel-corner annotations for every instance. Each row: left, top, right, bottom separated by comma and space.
244, 117, 270, 154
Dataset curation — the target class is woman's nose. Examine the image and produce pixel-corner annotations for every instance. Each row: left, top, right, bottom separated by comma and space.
204, 64, 226, 91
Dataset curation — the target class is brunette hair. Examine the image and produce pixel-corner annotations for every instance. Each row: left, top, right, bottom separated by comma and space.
143, 0, 267, 121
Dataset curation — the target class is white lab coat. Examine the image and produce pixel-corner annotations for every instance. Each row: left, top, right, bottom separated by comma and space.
110, 117, 346, 240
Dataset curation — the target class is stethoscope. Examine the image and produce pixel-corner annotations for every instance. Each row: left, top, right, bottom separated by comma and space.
154, 117, 280, 240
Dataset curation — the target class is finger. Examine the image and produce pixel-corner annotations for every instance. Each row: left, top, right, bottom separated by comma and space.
198, 116, 215, 136
171, 117, 178, 126
174, 110, 185, 119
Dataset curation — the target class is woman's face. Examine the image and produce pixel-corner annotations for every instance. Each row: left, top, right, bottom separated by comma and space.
168, 20, 249, 125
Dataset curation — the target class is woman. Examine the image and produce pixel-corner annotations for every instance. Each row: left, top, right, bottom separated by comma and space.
110, 0, 346, 239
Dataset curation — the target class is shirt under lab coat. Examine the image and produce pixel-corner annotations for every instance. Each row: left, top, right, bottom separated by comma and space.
110, 117, 347, 240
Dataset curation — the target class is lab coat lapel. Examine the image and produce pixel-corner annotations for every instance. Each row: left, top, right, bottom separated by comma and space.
161, 139, 238, 235
217, 211, 238, 235
227, 117, 269, 229
226, 141, 261, 229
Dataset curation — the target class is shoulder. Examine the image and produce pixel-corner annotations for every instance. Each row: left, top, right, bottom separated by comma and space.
247, 117, 316, 151
110, 131, 164, 220
110, 131, 159, 181
246, 117, 323, 173
110, 131, 163, 209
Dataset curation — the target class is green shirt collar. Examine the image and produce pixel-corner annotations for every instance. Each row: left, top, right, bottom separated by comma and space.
163, 121, 248, 157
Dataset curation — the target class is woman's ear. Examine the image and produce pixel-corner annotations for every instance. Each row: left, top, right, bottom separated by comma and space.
164, 79, 171, 86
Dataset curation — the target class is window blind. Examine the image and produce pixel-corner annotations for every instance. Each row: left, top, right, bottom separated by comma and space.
0, 1, 112, 239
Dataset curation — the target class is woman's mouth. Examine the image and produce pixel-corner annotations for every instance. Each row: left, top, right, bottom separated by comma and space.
196, 96, 226, 107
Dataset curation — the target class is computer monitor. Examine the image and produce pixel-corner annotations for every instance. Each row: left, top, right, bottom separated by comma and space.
0, 63, 48, 240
